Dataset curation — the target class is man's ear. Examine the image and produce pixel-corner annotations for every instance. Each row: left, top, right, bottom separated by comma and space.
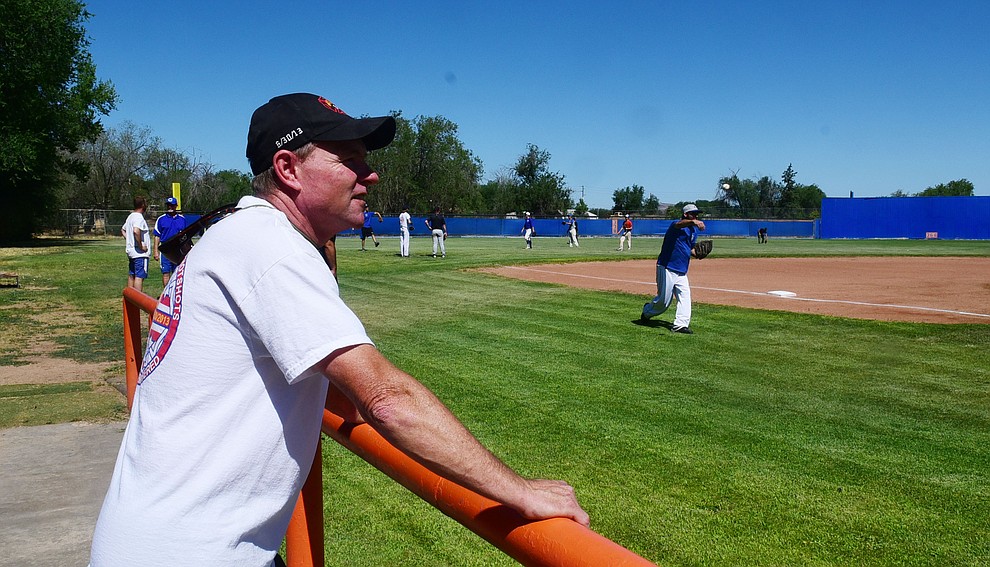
272, 149, 303, 192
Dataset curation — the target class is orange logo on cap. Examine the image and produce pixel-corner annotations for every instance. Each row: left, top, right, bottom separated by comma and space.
318, 97, 346, 115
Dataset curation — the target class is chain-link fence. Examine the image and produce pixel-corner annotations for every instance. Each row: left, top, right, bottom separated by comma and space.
59, 209, 137, 237
58, 207, 193, 237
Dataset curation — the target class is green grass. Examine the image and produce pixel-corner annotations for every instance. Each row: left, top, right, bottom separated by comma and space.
2, 234, 989, 565
0, 381, 128, 428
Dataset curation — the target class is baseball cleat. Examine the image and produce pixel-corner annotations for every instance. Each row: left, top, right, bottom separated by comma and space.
672, 326, 693, 334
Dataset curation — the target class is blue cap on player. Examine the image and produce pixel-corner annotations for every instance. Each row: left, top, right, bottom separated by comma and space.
166, 197, 178, 206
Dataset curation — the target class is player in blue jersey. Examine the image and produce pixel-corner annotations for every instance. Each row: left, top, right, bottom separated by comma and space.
641, 204, 706, 334
152, 197, 187, 285
360, 203, 383, 250
521, 212, 535, 249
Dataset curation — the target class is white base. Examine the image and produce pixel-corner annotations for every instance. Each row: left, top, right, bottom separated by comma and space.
767, 290, 797, 297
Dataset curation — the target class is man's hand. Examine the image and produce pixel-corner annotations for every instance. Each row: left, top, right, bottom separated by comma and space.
516, 478, 590, 527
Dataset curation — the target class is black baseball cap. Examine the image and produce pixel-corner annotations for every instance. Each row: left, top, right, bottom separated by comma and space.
246, 93, 396, 175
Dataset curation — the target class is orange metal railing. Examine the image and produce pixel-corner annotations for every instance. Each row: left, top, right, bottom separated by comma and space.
123, 287, 656, 567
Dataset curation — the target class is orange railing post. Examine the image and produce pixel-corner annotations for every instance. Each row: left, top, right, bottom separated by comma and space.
122, 287, 157, 408
285, 436, 325, 567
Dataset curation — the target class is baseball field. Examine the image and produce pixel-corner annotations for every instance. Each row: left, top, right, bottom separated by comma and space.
1, 235, 987, 566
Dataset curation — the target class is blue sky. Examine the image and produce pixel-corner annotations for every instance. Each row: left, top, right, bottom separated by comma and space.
84, 1, 989, 209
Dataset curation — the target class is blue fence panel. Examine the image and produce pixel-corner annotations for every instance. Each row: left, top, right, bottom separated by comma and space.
821, 196, 990, 239
337, 216, 816, 238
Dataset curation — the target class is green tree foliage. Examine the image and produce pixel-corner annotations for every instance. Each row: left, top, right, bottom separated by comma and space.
212, 170, 253, 205
367, 112, 483, 214
478, 168, 520, 215
68, 122, 239, 213
666, 199, 722, 219
367, 112, 417, 212
890, 179, 974, 198
0, 0, 117, 241
512, 144, 572, 216
642, 194, 662, 215
611, 185, 645, 213
715, 167, 823, 219
611, 184, 664, 216
916, 179, 974, 197
69, 122, 160, 209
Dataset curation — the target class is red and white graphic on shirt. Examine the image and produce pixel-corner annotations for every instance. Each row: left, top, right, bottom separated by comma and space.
138, 261, 184, 383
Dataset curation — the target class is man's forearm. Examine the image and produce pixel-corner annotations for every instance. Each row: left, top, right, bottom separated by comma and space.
323, 344, 589, 526
326, 346, 527, 504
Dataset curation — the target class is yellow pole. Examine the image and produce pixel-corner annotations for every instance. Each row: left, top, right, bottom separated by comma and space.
172, 183, 181, 210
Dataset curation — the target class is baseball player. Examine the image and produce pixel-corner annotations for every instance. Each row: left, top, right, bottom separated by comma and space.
398, 206, 412, 257
562, 215, 579, 247
425, 207, 447, 258
152, 197, 187, 285
122, 196, 150, 292
641, 204, 707, 334
360, 203, 383, 250
521, 212, 535, 249
617, 214, 633, 251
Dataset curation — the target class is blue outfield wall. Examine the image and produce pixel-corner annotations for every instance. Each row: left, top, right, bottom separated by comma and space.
820, 196, 990, 239
338, 216, 815, 238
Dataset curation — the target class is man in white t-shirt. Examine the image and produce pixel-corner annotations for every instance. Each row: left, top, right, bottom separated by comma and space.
90, 93, 589, 567
398, 205, 412, 257
120, 196, 150, 291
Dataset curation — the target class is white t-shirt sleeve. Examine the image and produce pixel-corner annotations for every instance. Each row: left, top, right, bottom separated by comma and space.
237, 248, 372, 383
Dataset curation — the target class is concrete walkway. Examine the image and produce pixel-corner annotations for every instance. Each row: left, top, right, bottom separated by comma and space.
0, 421, 125, 567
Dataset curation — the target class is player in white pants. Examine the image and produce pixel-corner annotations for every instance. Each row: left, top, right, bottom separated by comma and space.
563, 215, 579, 247
398, 206, 411, 257
425, 207, 446, 258
643, 265, 692, 329
617, 214, 632, 251
641, 204, 706, 334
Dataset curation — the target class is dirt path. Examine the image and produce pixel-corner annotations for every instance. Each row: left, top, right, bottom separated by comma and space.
485, 257, 990, 324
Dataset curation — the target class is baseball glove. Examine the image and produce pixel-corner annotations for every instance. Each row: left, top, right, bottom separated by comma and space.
693, 240, 714, 260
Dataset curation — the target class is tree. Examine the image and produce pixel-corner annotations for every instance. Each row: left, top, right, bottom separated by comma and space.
717, 168, 821, 219
194, 169, 252, 210
0, 0, 117, 241
366, 112, 482, 214
574, 198, 589, 216
512, 144, 571, 216
366, 112, 417, 212
70, 122, 160, 209
479, 168, 520, 215
612, 185, 645, 213
780, 163, 797, 209
414, 116, 483, 214
916, 179, 974, 197
790, 184, 825, 217
716, 175, 760, 217
643, 194, 662, 215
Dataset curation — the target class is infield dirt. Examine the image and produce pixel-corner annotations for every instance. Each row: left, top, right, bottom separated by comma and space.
485, 256, 990, 324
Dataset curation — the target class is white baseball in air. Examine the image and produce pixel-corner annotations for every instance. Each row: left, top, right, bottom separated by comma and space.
721, 183, 731, 190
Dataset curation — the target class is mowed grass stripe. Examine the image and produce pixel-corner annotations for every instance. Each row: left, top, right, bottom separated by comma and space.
2, 237, 988, 565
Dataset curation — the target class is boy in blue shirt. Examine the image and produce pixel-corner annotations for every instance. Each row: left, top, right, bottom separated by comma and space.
152, 197, 187, 285
641, 204, 706, 334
